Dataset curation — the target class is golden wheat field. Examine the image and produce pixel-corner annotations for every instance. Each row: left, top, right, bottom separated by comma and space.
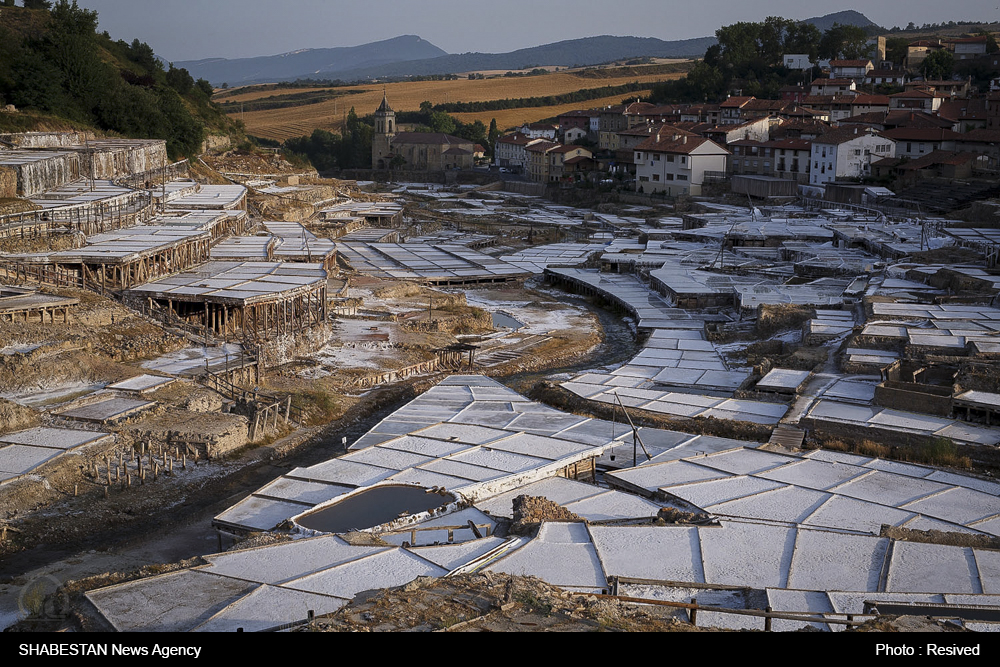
228, 68, 687, 142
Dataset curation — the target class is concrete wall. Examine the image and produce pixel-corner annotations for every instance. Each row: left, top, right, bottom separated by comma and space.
874, 383, 953, 416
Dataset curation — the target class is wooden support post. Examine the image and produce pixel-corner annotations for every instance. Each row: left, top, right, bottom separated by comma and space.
689, 598, 697, 626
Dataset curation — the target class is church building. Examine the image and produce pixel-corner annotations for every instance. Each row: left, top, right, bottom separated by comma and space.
371, 94, 475, 171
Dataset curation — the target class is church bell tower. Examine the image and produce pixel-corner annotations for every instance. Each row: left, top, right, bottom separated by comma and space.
372, 91, 395, 169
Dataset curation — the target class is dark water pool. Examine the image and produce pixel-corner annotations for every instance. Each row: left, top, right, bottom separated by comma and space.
491, 312, 524, 329
296, 485, 456, 533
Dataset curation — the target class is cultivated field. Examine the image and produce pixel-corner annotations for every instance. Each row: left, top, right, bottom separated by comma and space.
225, 66, 689, 142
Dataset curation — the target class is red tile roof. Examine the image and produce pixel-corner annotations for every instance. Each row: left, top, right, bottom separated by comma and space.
635, 135, 728, 154
814, 126, 886, 145
883, 127, 962, 141
720, 96, 754, 108
899, 150, 981, 170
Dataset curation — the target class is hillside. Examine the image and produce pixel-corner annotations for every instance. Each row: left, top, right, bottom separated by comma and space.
801, 9, 879, 32
323, 35, 714, 83
177, 11, 880, 87
175, 35, 448, 88
0, 3, 241, 158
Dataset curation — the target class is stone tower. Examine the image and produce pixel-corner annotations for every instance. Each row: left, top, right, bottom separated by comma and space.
372, 91, 395, 169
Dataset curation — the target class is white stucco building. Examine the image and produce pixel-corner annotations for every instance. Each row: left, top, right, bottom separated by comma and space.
809, 126, 895, 186
634, 135, 730, 196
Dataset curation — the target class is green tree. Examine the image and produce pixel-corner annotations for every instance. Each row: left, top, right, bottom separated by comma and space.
782, 22, 822, 61
884, 37, 910, 67
819, 24, 871, 60
23, 0, 52, 9
165, 64, 194, 95
487, 118, 499, 156
978, 30, 1000, 54
920, 49, 954, 80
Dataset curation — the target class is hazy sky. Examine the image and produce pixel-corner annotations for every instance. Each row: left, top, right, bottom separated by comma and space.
74, 0, 1000, 62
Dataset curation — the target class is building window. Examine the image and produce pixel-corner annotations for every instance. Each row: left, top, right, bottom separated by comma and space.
653, 174, 660, 181
677, 174, 688, 180
665, 173, 674, 180
667, 155, 675, 162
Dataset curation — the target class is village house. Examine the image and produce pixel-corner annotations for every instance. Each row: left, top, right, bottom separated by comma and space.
613, 124, 695, 176
937, 98, 989, 132
519, 122, 559, 140
889, 89, 945, 113
548, 145, 594, 182
598, 101, 655, 150
864, 68, 906, 88
633, 134, 729, 196
906, 39, 946, 71
882, 127, 961, 159
809, 126, 896, 187
494, 133, 545, 172
829, 59, 874, 81
810, 78, 857, 96
720, 96, 754, 124
525, 140, 561, 182
947, 35, 989, 59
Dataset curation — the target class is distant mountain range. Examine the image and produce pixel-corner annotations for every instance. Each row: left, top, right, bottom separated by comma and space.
180, 11, 879, 87
175, 35, 447, 86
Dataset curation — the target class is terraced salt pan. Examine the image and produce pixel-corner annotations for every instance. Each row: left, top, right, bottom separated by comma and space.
886, 542, 981, 594
786, 530, 888, 592
450, 447, 550, 472
831, 470, 950, 506
488, 523, 606, 589
340, 447, 436, 471
411, 423, 512, 445
85, 569, 253, 633
0, 445, 63, 475
486, 432, 594, 460
0, 427, 110, 450
563, 491, 662, 521
476, 477, 608, 518
282, 549, 447, 598
693, 448, 792, 475
294, 459, 396, 487
214, 496, 314, 531
659, 475, 785, 507
253, 478, 352, 506
801, 449, 875, 466
609, 460, 729, 493
421, 458, 508, 482
902, 486, 1000, 526
191, 585, 346, 632
699, 522, 795, 589
590, 526, 704, 582
407, 536, 508, 570
373, 435, 470, 458
706, 486, 830, 524
385, 468, 474, 491
970, 516, 1000, 539
757, 458, 870, 490
804, 495, 916, 534
765, 589, 833, 631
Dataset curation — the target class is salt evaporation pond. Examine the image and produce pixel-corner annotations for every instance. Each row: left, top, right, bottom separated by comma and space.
491, 312, 524, 330
296, 485, 456, 534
